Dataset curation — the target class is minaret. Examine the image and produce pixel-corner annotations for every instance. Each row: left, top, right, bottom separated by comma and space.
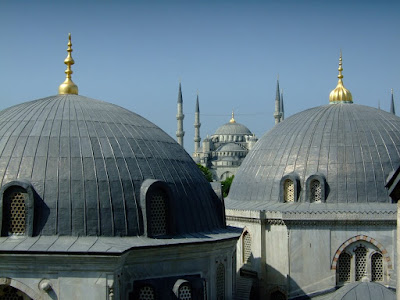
176, 82, 185, 147
273, 77, 282, 124
59, 33, 78, 95
194, 92, 201, 153
390, 89, 395, 115
280, 89, 285, 122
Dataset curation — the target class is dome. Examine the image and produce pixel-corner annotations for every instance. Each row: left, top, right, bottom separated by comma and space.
214, 122, 252, 136
218, 143, 245, 152
227, 103, 400, 207
327, 282, 396, 300
0, 94, 224, 236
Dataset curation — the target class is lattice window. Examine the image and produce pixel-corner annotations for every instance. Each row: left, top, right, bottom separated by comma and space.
338, 252, 351, 283
3, 187, 27, 236
0, 285, 30, 300
148, 190, 167, 236
310, 179, 322, 202
216, 263, 225, 300
178, 285, 192, 300
284, 179, 295, 202
270, 291, 286, 300
355, 246, 367, 281
371, 253, 383, 282
138, 285, 155, 300
243, 231, 252, 264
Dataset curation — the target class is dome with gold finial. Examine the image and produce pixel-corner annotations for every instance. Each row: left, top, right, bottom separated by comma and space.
227, 54, 400, 209
0, 33, 226, 237
329, 52, 353, 103
214, 112, 252, 136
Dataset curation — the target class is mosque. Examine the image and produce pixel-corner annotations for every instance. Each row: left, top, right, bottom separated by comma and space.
0, 34, 399, 300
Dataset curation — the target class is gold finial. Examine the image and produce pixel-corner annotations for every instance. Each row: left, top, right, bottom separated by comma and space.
59, 33, 78, 95
230, 110, 236, 123
329, 51, 352, 104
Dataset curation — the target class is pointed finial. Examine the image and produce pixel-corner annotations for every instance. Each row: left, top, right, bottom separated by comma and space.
390, 88, 395, 115
378, 100, 381, 110
329, 51, 352, 104
230, 110, 236, 123
58, 33, 78, 95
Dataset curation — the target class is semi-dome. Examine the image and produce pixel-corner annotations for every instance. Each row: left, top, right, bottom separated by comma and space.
0, 94, 224, 236
217, 143, 246, 152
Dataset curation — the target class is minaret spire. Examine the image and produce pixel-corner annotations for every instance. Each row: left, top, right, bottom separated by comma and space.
176, 82, 185, 147
280, 88, 285, 122
274, 77, 282, 124
390, 89, 396, 115
194, 91, 201, 153
59, 33, 78, 95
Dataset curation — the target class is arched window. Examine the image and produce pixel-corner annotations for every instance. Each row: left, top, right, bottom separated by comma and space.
178, 284, 192, 300
310, 179, 322, 202
371, 252, 383, 282
243, 231, 252, 264
148, 189, 168, 237
2, 186, 28, 236
338, 252, 351, 283
355, 245, 367, 281
284, 179, 295, 202
216, 263, 225, 300
138, 285, 155, 300
335, 240, 387, 286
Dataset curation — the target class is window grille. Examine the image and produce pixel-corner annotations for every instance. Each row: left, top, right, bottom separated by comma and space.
284, 179, 295, 202
371, 253, 383, 282
310, 179, 322, 202
3, 188, 27, 235
178, 285, 192, 300
270, 291, 286, 300
148, 190, 167, 236
243, 231, 252, 264
216, 263, 225, 300
338, 252, 351, 283
0, 285, 28, 300
355, 246, 367, 281
138, 286, 155, 300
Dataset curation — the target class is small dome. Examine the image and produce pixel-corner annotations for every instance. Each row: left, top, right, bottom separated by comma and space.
214, 122, 252, 136
218, 143, 245, 152
0, 95, 224, 236
328, 282, 395, 300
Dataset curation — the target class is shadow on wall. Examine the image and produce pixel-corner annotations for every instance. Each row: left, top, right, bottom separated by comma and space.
32, 188, 50, 236
236, 255, 307, 300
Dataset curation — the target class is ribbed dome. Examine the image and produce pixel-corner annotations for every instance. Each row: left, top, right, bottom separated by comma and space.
227, 103, 400, 207
328, 282, 395, 300
218, 143, 245, 152
214, 122, 252, 136
0, 94, 223, 236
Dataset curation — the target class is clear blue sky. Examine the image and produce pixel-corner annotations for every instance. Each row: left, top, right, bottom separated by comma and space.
0, 0, 399, 154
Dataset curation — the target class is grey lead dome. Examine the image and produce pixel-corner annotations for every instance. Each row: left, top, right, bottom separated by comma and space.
0, 94, 223, 236
227, 103, 400, 207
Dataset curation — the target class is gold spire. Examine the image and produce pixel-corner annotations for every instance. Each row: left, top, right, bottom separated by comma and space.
230, 110, 236, 123
58, 33, 78, 95
329, 51, 352, 104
